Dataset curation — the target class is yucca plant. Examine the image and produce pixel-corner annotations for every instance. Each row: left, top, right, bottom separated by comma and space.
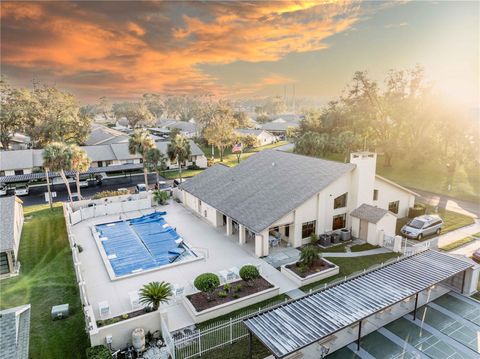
139, 281, 172, 311
299, 245, 319, 268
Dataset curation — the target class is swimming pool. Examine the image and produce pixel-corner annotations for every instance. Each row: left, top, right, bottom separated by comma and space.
95, 212, 197, 277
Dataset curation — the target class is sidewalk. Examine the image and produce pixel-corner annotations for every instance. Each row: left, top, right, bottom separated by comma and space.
436, 219, 480, 249
322, 247, 391, 257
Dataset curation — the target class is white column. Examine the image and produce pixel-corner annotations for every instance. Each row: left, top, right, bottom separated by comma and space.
393, 235, 403, 253
226, 217, 233, 236
239, 224, 246, 244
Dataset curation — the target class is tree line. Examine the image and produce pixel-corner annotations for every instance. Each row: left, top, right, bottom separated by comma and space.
292, 65, 478, 171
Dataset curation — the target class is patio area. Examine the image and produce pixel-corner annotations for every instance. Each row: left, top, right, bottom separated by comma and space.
70, 200, 297, 330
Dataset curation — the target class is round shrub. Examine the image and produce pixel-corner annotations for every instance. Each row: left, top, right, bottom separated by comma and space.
239, 265, 260, 284
86, 345, 111, 359
194, 273, 220, 294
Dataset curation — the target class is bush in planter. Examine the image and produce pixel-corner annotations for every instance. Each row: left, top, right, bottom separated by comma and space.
299, 245, 319, 268
194, 273, 220, 300
239, 265, 260, 286
86, 345, 111, 359
235, 284, 242, 292
309, 234, 319, 246
223, 283, 232, 293
217, 290, 227, 298
139, 281, 172, 310
153, 190, 169, 205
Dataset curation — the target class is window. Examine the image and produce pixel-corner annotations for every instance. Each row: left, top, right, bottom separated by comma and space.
14, 169, 23, 176
302, 221, 316, 239
332, 214, 346, 230
334, 193, 348, 209
204, 210, 207, 217
0, 252, 9, 274
373, 189, 379, 201
285, 226, 290, 237
388, 200, 400, 214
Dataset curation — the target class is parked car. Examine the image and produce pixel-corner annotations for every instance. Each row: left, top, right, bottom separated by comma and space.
173, 178, 187, 187
157, 181, 172, 194
14, 184, 29, 196
0, 183, 7, 196
135, 184, 147, 193
69, 192, 80, 202
401, 214, 444, 240
79, 178, 89, 188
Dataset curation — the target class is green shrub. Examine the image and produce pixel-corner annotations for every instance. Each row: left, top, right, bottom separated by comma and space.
233, 293, 239, 299
408, 204, 426, 218
309, 234, 319, 245
153, 190, 169, 205
218, 291, 227, 298
92, 190, 126, 200
235, 284, 242, 292
194, 273, 220, 300
223, 283, 232, 292
239, 265, 260, 286
86, 345, 111, 359
299, 246, 319, 268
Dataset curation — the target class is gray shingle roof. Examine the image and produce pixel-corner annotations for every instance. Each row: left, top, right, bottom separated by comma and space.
350, 203, 388, 223
0, 197, 17, 252
82, 145, 117, 161
261, 122, 299, 132
180, 150, 354, 233
85, 124, 129, 146
155, 140, 204, 157
235, 128, 272, 136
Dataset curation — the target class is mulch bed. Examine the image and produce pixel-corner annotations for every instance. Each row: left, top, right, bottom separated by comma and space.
286, 259, 335, 278
96, 307, 152, 327
187, 277, 273, 312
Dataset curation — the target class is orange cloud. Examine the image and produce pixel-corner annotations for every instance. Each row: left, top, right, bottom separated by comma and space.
1, 1, 370, 101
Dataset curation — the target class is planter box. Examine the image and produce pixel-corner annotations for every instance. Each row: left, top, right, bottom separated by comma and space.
281, 259, 339, 287
183, 283, 279, 323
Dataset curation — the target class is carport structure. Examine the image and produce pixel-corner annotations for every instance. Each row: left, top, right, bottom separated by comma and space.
243, 250, 473, 358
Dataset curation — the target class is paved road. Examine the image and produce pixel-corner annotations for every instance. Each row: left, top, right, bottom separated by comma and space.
411, 188, 480, 218
17, 173, 171, 206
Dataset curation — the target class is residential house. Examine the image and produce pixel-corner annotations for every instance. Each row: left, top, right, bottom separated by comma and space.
179, 150, 416, 257
0, 304, 31, 359
84, 124, 129, 146
235, 129, 277, 147
0, 196, 24, 277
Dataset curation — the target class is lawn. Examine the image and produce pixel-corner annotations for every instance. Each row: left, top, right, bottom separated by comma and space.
0, 203, 89, 359
301, 252, 400, 292
396, 205, 475, 240
198, 141, 288, 168
162, 168, 204, 180
316, 152, 480, 203
439, 233, 479, 251
350, 243, 380, 252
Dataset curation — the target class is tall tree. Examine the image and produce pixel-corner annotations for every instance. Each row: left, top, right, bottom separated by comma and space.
97, 96, 114, 123
113, 101, 155, 128
43, 142, 74, 204
26, 83, 92, 148
142, 93, 164, 120
163, 95, 201, 122
0, 79, 30, 150
145, 148, 167, 185
128, 129, 155, 186
167, 133, 191, 182
70, 145, 91, 199
203, 103, 237, 161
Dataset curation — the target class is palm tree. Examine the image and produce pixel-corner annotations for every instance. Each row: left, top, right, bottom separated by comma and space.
43, 142, 74, 203
167, 133, 191, 183
139, 281, 172, 311
145, 147, 167, 186
128, 129, 155, 187
70, 145, 91, 199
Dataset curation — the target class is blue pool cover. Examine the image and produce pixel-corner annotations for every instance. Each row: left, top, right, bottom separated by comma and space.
96, 212, 191, 277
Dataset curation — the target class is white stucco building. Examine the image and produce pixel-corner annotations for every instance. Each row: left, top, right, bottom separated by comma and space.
0, 196, 24, 277
179, 150, 416, 257
235, 128, 277, 147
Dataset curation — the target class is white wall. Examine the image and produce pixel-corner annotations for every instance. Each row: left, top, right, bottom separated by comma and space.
350, 152, 377, 210
374, 177, 415, 218
12, 199, 24, 259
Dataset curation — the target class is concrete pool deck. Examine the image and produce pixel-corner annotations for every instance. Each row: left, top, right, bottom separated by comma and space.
71, 200, 297, 326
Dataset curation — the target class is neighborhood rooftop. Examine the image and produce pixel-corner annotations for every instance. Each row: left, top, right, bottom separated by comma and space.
243, 250, 473, 358
180, 149, 355, 233
350, 203, 388, 223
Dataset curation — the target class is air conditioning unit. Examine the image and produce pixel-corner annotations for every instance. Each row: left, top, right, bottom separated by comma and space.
51, 304, 69, 320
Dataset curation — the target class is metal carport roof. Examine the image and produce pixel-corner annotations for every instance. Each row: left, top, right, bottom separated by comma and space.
0, 163, 144, 184
243, 250, 472, 358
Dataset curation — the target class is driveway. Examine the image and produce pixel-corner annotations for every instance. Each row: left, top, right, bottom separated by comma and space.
412, 188, 480, 218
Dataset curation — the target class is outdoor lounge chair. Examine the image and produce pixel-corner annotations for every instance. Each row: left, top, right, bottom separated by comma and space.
98, 301, 111, 318
129, 291, 140, 310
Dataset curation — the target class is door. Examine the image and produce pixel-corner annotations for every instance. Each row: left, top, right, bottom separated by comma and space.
359, 220, 368, 240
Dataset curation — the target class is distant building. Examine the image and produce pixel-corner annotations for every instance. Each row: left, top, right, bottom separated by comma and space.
260, 121, 299, 137
235, 129, 277, 147
0, 304, 31, 359
84, 124, 129, 146
0, 196, 24, 278
153, 120, 199, 138
0, 133, 31, 151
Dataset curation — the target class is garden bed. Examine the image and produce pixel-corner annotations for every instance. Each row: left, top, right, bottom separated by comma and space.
96, 307, 151, 327
281, 258, 339, 286
187, 277, 273, 312
184, 277, 279, 323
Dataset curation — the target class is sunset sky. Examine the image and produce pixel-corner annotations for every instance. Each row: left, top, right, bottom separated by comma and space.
1, 1, 478, 106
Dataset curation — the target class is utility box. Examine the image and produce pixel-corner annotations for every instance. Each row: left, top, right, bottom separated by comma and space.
51, 304, 69, 320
